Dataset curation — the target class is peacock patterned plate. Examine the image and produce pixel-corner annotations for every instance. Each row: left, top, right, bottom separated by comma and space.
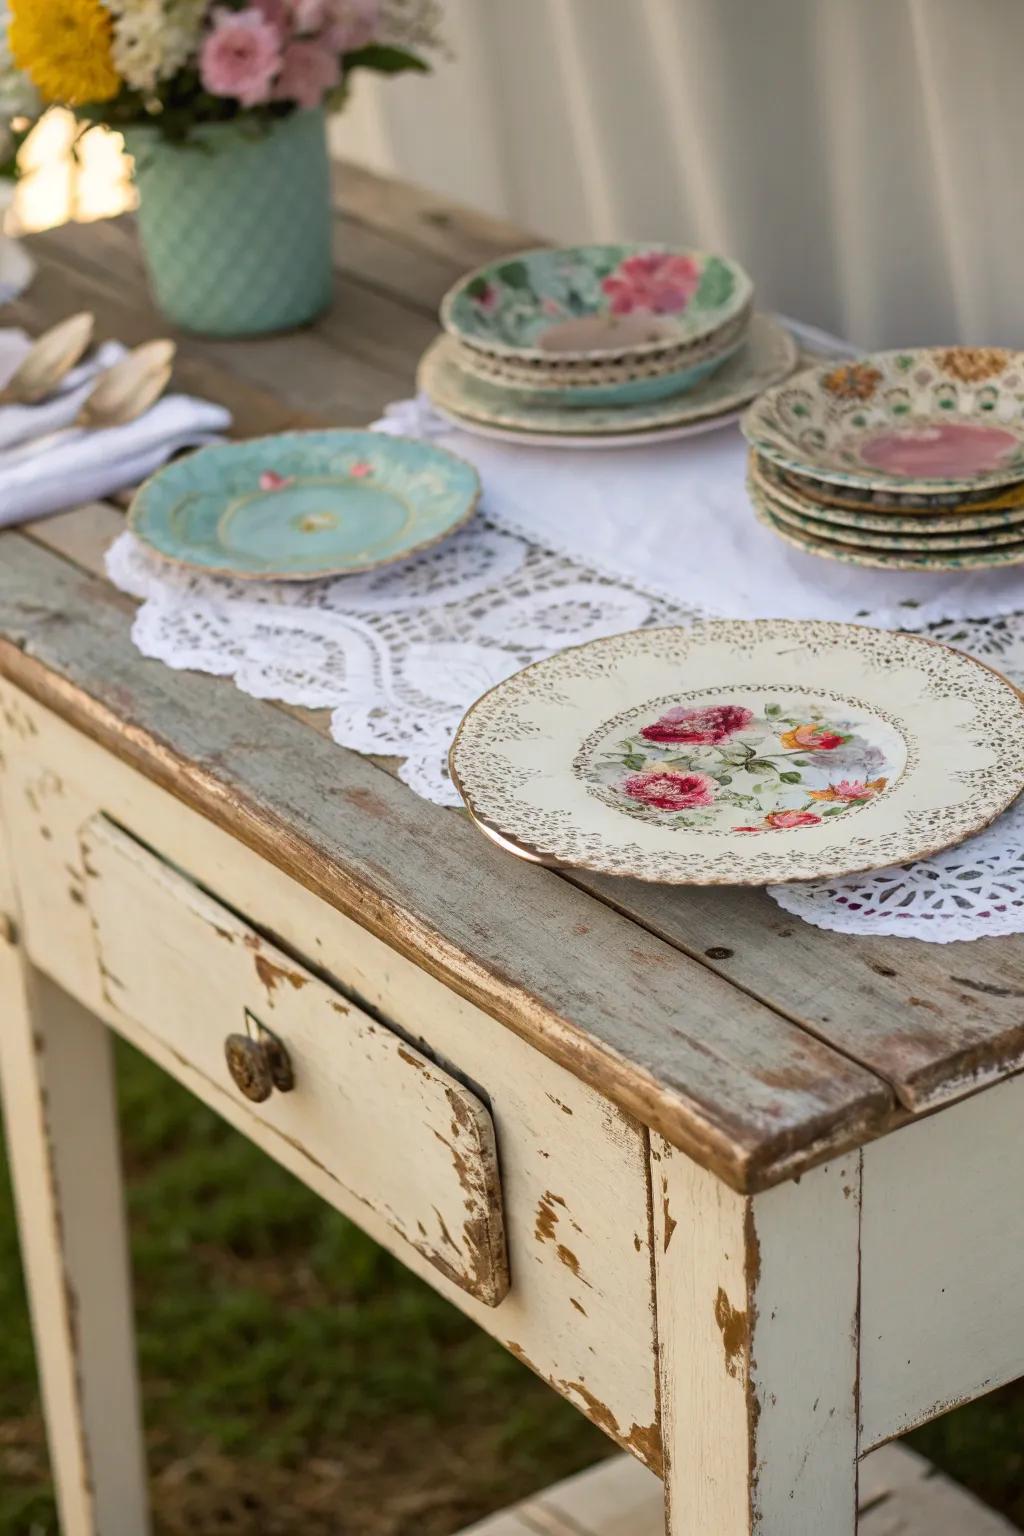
419, 316, 797, 442
742, 347, 1024, 494
750, 454, 1024, 538
129, 431, 480, 580
441, 244, 753, 365
748, 475, 1024, 571
449, 622, 1024, 885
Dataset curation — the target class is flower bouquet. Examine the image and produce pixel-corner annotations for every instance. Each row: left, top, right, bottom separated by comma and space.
1, 0, 442, 333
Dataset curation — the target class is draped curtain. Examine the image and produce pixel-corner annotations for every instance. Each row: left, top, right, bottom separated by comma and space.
339, 0, 1022, 348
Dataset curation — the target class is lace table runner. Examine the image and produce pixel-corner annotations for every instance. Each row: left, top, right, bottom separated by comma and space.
107, 509, 1024, 945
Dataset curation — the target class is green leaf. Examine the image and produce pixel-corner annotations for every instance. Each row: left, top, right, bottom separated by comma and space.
765, 704, 781, 717
497, 261, 531, 291
779, 771, 802, 784
716, 774, 733, 786
746, 759, 774, 774
792, 759, 810, 767
624, 754, 645, 770
466, 275, 491, 300
693, 255, 736, 310
344, 43, 430, 76
823, 805, 849, 816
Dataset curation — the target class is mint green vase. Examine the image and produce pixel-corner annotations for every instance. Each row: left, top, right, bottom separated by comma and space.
127, 108, 332, 337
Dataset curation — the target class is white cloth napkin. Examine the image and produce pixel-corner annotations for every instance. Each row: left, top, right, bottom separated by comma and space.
0, 328, 231, 525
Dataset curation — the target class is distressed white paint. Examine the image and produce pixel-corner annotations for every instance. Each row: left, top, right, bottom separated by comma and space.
860, 1072, 1024, 1449
652, 1138, 861, 1534
0, 842, 148, 1534
455, 1445, 1016, 1536
80, 813, 510, 1307
0, 683, 658, 1460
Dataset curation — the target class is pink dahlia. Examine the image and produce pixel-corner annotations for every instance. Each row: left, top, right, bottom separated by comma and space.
200, 8, 282, 105
640, 703, 753, 746
622, 770, 717, 812
276, 37, 340, 106
602, 251, 702, 316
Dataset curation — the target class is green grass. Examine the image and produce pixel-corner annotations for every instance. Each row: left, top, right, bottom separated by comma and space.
0, 1041, 1022, 1532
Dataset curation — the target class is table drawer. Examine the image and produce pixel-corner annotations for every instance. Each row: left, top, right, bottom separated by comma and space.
79, 814, 510, 1307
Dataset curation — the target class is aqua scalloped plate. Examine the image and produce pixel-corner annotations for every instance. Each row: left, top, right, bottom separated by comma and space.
129, 431, 480, 580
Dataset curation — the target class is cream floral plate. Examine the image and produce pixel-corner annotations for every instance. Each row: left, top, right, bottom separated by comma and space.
419, 315, 797, 444
749, 477, 1024, 571
742, 347, 1024, 494
750, 454, 1024, 539
449, 622, 1024, 885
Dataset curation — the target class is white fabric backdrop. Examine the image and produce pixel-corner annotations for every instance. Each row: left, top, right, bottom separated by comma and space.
338, 0, 1024, 350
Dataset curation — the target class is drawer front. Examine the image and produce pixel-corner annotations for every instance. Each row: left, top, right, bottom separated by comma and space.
80, 814, 510, 1308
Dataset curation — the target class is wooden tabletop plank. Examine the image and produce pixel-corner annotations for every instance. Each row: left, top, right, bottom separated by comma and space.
0, 533, 892, 1192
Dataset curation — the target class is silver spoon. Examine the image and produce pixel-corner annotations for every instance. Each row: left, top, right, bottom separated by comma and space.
0, 311, 96, 406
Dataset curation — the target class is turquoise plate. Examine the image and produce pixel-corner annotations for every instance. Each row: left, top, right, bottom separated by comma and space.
129, 431, 480, 580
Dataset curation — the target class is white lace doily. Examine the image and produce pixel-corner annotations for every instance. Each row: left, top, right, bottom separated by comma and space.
107, 524, 699, 808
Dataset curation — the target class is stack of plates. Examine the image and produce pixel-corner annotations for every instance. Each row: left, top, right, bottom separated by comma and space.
741, 348, 1024, 570
420, 243, 798, 448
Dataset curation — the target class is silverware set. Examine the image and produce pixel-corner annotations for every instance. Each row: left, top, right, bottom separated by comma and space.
0, 311, 177, 443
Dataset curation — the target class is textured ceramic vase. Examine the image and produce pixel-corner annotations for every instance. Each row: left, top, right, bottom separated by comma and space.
127, 108, 333, 337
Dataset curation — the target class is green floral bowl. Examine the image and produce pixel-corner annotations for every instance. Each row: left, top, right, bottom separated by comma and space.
441, 244, 753, 368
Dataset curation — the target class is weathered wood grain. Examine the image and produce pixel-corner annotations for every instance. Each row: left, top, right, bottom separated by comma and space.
859, 1072, 1024, 1449
80, 812, 511, 1307
0, 840, 149, 1535
0, 538, 891, 1191
455, 1446, 1017, 1536
652, 1137, 861, 1534
574, 876, 1024, 1115
0, 685, 662, 1455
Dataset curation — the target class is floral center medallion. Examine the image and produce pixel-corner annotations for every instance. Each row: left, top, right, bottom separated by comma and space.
574, 687, 908, 836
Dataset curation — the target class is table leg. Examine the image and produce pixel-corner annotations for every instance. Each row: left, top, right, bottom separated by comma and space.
651, 1139, 861, 1534
0, 933, 150, 1536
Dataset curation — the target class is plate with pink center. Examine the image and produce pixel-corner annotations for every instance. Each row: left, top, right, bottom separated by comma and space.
449, 621, 1024, 885
741, 347, 1024, 495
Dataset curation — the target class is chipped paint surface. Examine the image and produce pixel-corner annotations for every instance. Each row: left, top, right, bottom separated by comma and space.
714, 1286, 748, 1381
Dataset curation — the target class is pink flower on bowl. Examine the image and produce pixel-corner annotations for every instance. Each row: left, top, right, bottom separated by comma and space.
473, 282, 500, 313
601, 251, 701, 316
259, 469, 295, 490
640, 703, 753, 746
349, 460, 373, 478
622, 769, 717, 812
200, 7, 282, 106
808, 777, 887, 803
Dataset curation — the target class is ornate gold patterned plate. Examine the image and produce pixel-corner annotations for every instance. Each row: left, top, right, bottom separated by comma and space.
419, 315, 797, 446
129, 430, 480, 580
742, 347, 1024, 494
750, 454, 1024, 538
777, 465, 1024, 513
748, 476, 1024, 571
449, 622, 1024, 885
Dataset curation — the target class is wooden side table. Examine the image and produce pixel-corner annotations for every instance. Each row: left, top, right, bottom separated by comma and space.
1, 171, 1022, 1536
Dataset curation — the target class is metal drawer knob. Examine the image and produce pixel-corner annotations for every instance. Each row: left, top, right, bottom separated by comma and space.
225, 1014, 294, 1103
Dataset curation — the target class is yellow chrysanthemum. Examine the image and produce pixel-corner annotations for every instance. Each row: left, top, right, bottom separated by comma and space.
9, 0, 121, 105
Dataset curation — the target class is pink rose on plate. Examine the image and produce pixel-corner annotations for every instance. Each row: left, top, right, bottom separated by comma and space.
276, 37, 340, 107
640, 703, 753, 746
734, 809, 823, 832
622, 769, 717, 812
200, 7, 282, 105
602, 251, 702, 316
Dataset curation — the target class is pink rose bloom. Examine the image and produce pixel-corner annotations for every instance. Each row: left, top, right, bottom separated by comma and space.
640, 703, 753, 746
473, 281, 499, 313
765, 810, 821, 829
322, 0, 379, 52
623, 770, 717, 812
602, 251, 701, 316
200, 7, 282, 105
276, 37, 340, 107
252, 0, 290, 36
